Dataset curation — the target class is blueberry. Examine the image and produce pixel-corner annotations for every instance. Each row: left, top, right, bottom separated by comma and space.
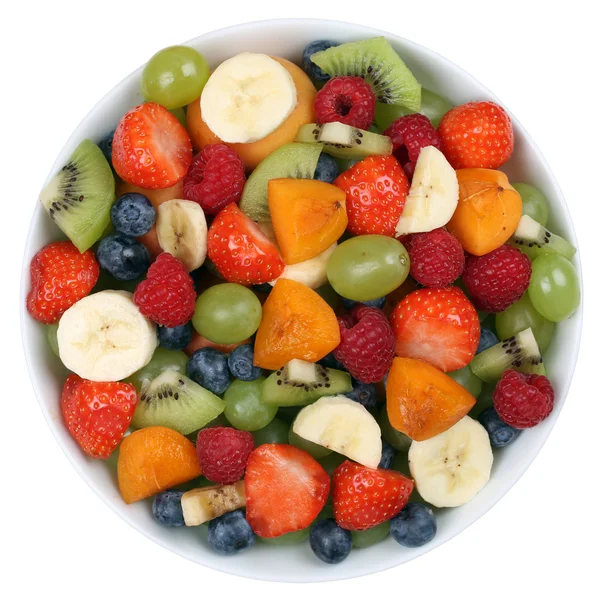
158, 322, 194, 351
309, 518, 352, 564
477, 327, 499, 354
228, 344, 263, 381
152, 490, 185, 526
342, 296, 386, 311
390, 503, 437, 548
252, 283, 273, 294
187, 347, 231, 395
207, 509, 255, 555
302, 40, 338, 81
314, 153, 340, 184
478, 406, 521, 447
347, 381, 378, 409
96, 233, 150, 280
320, 352, 346, 372
378, 440, 395, 469
98, 129, 115, 164
111, 193, 156, 237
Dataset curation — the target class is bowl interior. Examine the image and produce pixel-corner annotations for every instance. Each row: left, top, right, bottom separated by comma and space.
21, 18, 582, 583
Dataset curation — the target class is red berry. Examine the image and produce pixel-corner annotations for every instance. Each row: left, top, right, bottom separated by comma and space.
493, 370, 554, 428
391, 287, 480, 372
334, 155, 409, 236
462, 245, 531, 313
384, 114, 441, 179
112, 102, 193, 189
332, 461, 413, 530
61, 375, 138, 459
195, 426, 254, 485
438, 101, 514, 169
207, 203, 285, 285
133, 253, 196, 327
27, 241, 99, 324
183, 144, 246, 215
245, 444, 330, 538
314, 76, 376, 130
334, 306, 395, 383
403, 228, 465, 287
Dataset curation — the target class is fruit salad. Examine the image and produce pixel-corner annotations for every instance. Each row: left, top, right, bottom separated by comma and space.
27, 36, 581, 565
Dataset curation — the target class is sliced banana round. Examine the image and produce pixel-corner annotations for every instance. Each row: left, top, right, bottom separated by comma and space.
270, 244, 336, 289
57, 290, 158, 382
156, 199, 207, 271
200, 53, 298, 144
408, 415, 493, 508
292, 395, 382, 468
395, 146, 459, 236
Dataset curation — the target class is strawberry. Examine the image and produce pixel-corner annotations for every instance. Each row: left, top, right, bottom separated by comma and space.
112, 102, 193, 189
244, 444, 330, 538
332, 461, 413, 530
207, 204, 285, 284
391, 287, 480, 372
27, 241, 99, 324
61, 375, 138, 459
334, 155, 409, 236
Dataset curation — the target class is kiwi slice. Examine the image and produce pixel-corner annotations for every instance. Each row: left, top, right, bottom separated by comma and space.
470, 328, 545, 383
296, 122, 393, 160
131, 369, 225, 435
239, 143, 322, 221
511, 215, 576, 260
262, 359, 352, 407
310, 37, 421, 111
40, 139, 116, 252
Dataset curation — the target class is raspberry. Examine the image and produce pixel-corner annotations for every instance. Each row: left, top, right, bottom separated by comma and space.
314, 76, 376, 130
493, 370, 554, 428
333, 306, 395, 383
384, 114, 441, 179
133, 253, 196, 327
196, 427, 254, 484
462, 245, 531, 313
403, 228, 464, 287
183, 144, 246, 216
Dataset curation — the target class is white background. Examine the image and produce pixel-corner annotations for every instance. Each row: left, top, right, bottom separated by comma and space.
4, 1, 600, 598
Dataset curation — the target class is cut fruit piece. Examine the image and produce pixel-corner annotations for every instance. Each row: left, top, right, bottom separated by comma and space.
239, 143, 322, 222
117, 426, 202, 504
310, 37, 421, 111
131, 369, 225, 435
292, 395, 382, 468
181, 481, 246, 526
40, 139, 116, 252
296, 122, 392, 159
386, 357, 476, 442
268, 178, 347, 264
470, 327, 545, 383
261, 359, 352, 406
510, 214, 576, 260
270, 244, 337, 289
254, 278, 340, 370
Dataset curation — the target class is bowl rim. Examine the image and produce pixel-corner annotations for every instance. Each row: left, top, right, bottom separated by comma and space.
20, 17, 583, 583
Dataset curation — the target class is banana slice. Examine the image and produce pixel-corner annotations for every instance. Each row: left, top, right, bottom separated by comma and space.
57, 290, 157, 382
200, 53, 297, 144
156, 199, 207, 271
395, 146, 459, 236
293, 396, 382, 468
408, 416, 493, 508
181, 481, 246, 526
270, 244, 336, 289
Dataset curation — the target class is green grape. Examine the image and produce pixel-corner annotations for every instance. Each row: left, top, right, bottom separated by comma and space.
126, 347, 188, 392
495, 295, 555, 353
352, 521, 390, 548
193, 283, 262, 344
327, 235, 410, 301
259, 527, 310, 545
318, 452, 346, 476
528, 254, 580, 322
252, 418, 289, 446
315, 284, 341, 311
469, 383, 495, 418
187, 413, 230, 442
169, 106, 187, 128
276, 406, 302, 423
378, 407, 412, 451
141, 45, 210, 110
448, 366, 482, 398
391, 452, 426, 503
317, 503, 334, 520
223, 378, 277, 431
46, 323, 60, 357
289, 428, 332, 459
513, 183, 549, 226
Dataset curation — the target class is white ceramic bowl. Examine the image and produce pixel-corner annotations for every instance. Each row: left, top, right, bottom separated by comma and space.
21, 18, 582, 583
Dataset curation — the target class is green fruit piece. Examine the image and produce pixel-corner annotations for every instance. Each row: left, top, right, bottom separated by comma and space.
170, 106, 187, 127
318, 452, 346, 476
513, 183, 550, 226
276, 406, 302, 424
391, 452, 426, 504
259, 527, 310, 545
46, 323, 60, 356
315, 284, 341, 310
40, 139, 116, 252
252, 418, 290, 446
469, 383, 495, 418
352, 521, 390, 548
186, 413, 230, 442
374, 88, 453, 129
288, 428, 332, 459
223, 378, 277, 431
511, 215, 576, 260
447, 366, 482, 398
127, 347, 188, 394
378, 407, 412, 451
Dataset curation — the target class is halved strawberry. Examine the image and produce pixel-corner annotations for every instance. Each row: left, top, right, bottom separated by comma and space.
112, 102, 193, 189
332, 461, 413, 530
207, 204, 285, 284
245, 444, 330, 538
390, 286, 480, 372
